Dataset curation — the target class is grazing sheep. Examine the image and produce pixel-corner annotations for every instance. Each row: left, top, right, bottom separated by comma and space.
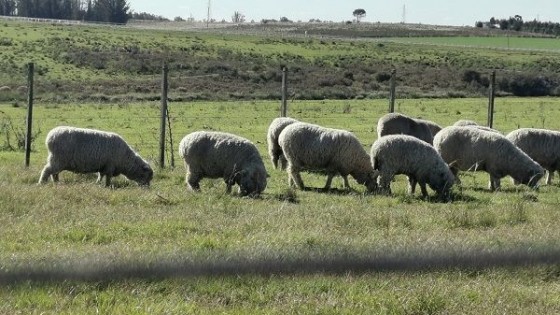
38, 126, 153, 187
377, 112, 442, 145
266, 117, 299, 170
433, 126, 544, 191
371, 134, 454, 199
178, 131, 267, 196
452, 119, 501, 134
278, 122, 378, 192
506, 128, 560, 185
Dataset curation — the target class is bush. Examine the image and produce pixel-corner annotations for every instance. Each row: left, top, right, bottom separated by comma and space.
502, 74, 557, 96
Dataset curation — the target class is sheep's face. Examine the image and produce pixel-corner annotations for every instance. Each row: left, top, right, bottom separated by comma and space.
518, 166, 544, 189
237, 166, 267, 197
357, 170, 379, 193
428, 168, 454, 197
129, 162, 154, 187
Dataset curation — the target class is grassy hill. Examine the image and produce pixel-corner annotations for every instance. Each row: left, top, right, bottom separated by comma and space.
0, 19, 560, 103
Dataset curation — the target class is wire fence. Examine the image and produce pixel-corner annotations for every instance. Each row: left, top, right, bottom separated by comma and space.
3, 63, 560, 284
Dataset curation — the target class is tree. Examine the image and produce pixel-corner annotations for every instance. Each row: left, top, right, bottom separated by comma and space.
352, 8, 366, 23
231, 11, 245, 23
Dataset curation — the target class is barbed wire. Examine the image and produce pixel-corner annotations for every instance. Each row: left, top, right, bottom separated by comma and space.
1, 246, 559, 284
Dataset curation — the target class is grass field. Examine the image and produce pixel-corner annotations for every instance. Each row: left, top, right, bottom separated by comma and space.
2, 19, 560, 103
2, 98, 560, 313
386, 36, 560, 51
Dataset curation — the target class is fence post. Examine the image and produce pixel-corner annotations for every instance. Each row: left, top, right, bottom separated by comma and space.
388, 69, 396, 113
24, 62, 34, 167
281, 67, 288, 117
487, 71, 496, 128
159, 63, 169, 169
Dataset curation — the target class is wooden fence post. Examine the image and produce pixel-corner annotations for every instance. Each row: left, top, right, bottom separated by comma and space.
281, 67, 288, 117
159, 63, 169, 169
24, 62, 34, 167
388, 69, 396, 113
487, 71, 496, 128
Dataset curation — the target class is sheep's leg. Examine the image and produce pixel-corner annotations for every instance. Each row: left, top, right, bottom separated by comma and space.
419, 182, 429, 198
323, 173, 335, 190
288, 165, 305, 189
104, 174, 112, 187
546, 169, 554, 185
407, 176, 417, 195
489, 175, 500, 191
52, 173, 59, 182
38, 164, 53, 184
271, 155, 279, 169
342, 175, 350, 189
186, 172, 201, 191
96, 173, 103, 184
279, 155, 288, 170
378, 174, 392, 195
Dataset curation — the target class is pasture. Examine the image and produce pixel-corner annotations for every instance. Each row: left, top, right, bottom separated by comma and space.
1, 98, 560, 314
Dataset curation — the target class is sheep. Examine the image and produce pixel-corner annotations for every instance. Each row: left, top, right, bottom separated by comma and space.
278, 122, 378, 192
453, 119, 479, 127
266, 117, 299, 170
452, 119, 501, 134
377, 112, 442, 145
178, 131, 267, 196
38, 126, 153, 187
433, 126, 544, 191
506, 128, 560, 185
371, 134, 454, 199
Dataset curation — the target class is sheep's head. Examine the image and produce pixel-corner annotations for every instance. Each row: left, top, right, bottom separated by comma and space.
428, 168, 455, 200
128, 160, 154, 187
520, 165, 545, 189
355, 170, 379, 193
236, 165, 268, 197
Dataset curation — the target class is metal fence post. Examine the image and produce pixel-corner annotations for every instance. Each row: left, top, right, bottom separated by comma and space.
159, 63, 169, 169
388, 69, 396, 113
281, 67, 288, 117
24, 62, 34, 167
487, 71, 496, 128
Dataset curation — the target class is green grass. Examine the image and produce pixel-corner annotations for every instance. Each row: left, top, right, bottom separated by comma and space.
2, 98, 560, 313
387, 36, 560, 51
2, 20, 560, 103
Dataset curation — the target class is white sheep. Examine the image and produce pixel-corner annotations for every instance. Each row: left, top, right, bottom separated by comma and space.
178, 131, 267, 196
377, 112, 441, 145
38, 126, 153, 187
371, 134, 454, 199
433, 126, 544, 191
266, 117, 299, 170
278, 122, 378, 192
452, 119, 501, 134
453, 119, 480, 126
506, 128, 560, 185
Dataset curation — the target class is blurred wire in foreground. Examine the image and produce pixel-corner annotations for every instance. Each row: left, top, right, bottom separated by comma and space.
1, 246, 559, 284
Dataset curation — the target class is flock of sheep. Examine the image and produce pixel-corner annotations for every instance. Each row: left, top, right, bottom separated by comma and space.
37, 112, 560, 201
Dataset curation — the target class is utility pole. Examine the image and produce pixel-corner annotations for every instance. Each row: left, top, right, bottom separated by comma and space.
206, 0, 211, 28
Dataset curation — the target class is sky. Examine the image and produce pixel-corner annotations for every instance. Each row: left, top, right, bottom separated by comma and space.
127, 0, 560, 26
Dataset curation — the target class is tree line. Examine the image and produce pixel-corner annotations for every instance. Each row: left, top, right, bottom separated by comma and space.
476, 15, 560, 36
0, 0, 130, 23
